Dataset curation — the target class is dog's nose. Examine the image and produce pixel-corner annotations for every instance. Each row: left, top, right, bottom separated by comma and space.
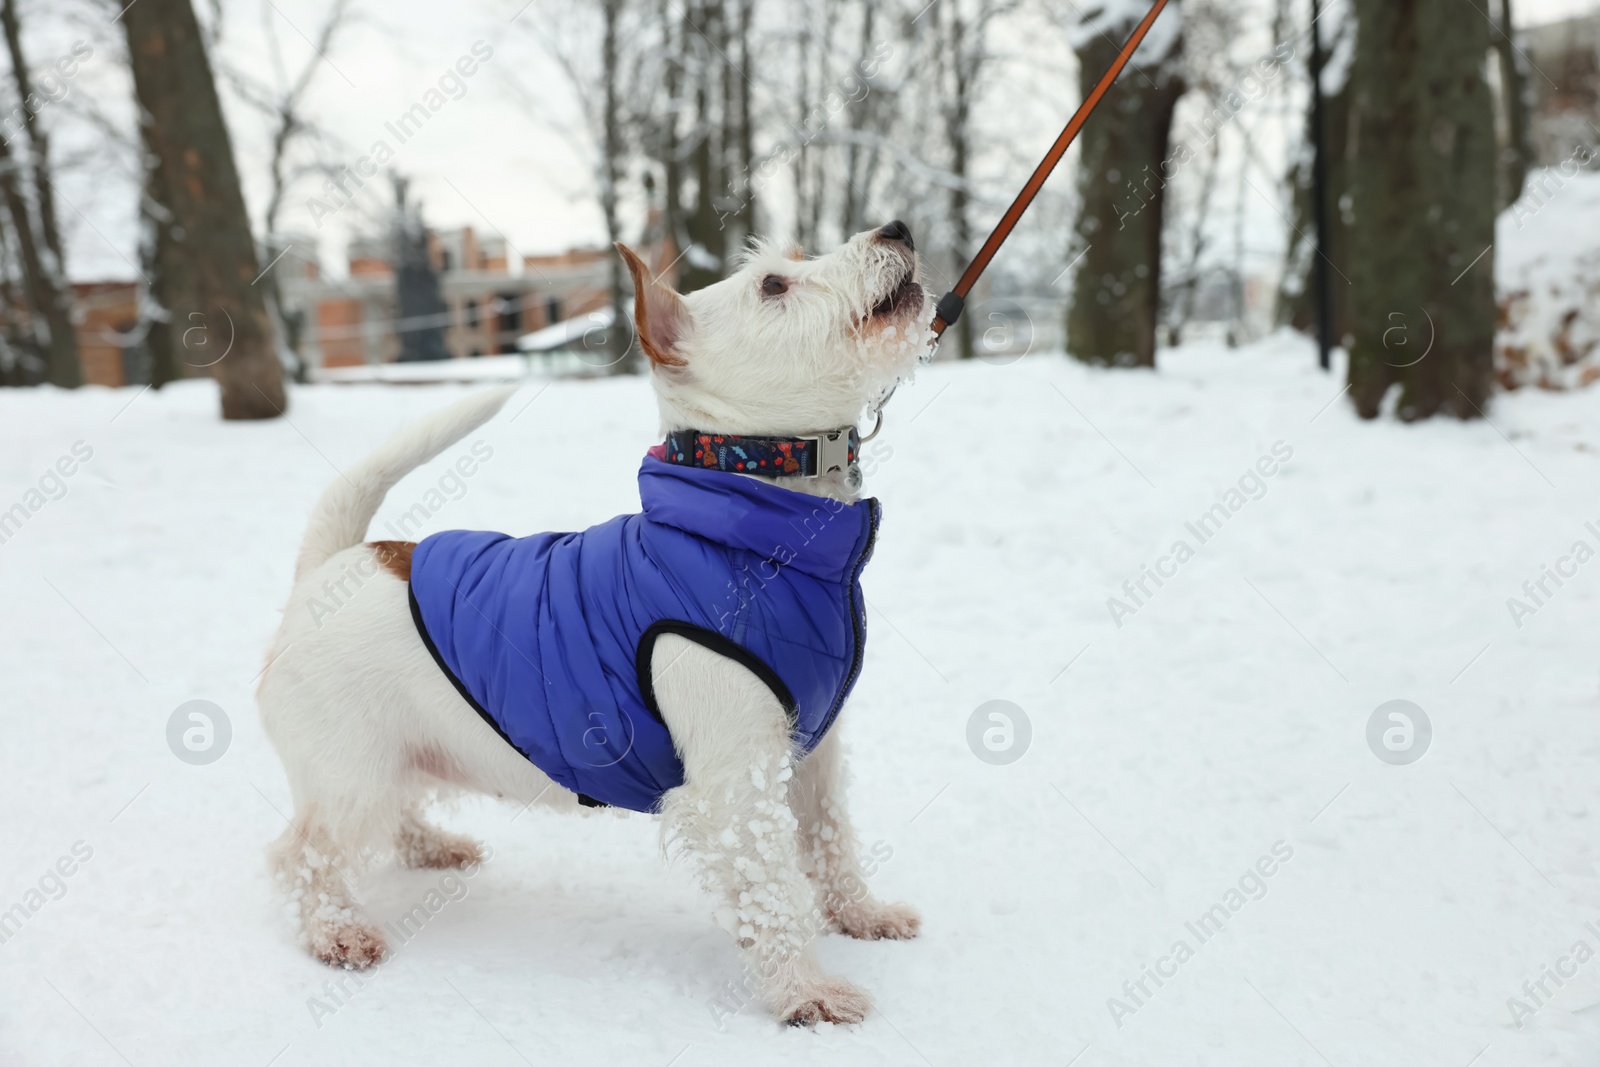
875, 220, 914, 250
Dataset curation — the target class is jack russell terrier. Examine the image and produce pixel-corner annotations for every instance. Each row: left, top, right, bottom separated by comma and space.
259, 221, 931, 1026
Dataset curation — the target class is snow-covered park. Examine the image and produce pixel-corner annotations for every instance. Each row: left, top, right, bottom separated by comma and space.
2, 332, 1598, 1065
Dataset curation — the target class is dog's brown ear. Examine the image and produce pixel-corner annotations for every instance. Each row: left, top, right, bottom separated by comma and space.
616, 243, 689, 368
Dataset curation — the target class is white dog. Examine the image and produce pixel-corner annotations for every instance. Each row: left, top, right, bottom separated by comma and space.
258, 222, 931, 1026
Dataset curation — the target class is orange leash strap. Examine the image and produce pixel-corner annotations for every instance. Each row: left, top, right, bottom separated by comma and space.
930, 0, 1173, 338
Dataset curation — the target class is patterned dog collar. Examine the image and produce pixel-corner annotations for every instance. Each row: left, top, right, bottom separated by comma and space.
662, 427, 859, 479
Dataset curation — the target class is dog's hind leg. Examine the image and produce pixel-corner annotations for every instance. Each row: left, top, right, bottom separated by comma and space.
652, 634, 871, 1026
395, 799, 484, 870
789, 729, 921, 941
258, 601, 410, 970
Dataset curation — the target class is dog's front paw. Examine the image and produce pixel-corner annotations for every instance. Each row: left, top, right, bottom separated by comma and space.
834, 899, 921, 941
310, 922, 388, 969
780, 975, 873, 1027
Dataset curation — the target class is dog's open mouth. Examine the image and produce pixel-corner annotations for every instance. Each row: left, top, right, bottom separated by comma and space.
868, 272, 920, 320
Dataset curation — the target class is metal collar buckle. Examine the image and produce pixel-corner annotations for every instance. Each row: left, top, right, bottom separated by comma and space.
805, 428, 855, 478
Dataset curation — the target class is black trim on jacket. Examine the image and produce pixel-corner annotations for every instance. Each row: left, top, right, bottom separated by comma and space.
634, 619, 799, 731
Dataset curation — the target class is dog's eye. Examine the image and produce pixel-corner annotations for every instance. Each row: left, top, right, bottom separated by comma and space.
760, 275, 788, 297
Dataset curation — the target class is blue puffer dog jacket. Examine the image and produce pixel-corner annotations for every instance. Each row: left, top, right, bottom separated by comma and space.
407, 455, 880, 813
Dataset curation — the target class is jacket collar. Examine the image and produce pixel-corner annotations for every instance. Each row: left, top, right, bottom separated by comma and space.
637, 456, 877, 582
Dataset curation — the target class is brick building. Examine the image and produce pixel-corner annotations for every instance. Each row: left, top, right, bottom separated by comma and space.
72, 282, 141, 387
281, 227, 619, 372
62, 227, 637, 386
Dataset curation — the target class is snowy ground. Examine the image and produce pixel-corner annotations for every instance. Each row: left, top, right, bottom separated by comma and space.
3, 334, 1599, 1066
1496, 169, 1600, 390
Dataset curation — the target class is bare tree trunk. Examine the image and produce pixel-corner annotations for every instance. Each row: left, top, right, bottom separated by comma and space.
792, 0, 836, 251
806, 3, 834, 246
0, 0, 78, 388
600, 0, 635, 372
0, 205, 38, 385
2, 2, 65, 275
716, 0, 744, 252
1346, 0, 1496, 419
840, 2, 877, 236
734, 0, 755, 237
123, 0, 285, 419
679, 0, 726, 292
1066, 18, 1185, 368
138, 161, 183, 388
0, 141, 76, 387
942, 2, 977, 360
1280, 77, 1352, 343
261, 133, 304, 383
794, 19, 814, 249
237, 0, 349, 385
1167, 133, 1222, 342
661, 0, 684, 277
1494, 0, 1532, 208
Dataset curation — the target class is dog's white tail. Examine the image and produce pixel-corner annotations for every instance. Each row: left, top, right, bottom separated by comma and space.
293, 384, 519, 582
